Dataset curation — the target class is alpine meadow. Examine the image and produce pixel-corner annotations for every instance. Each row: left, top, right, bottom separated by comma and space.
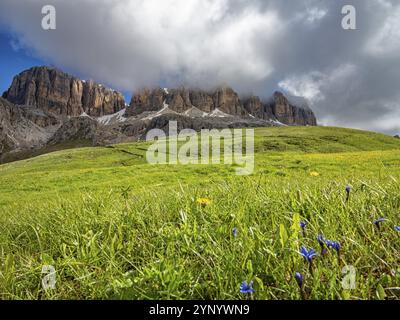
1, 0, 400, 305
1, 126, 400, 300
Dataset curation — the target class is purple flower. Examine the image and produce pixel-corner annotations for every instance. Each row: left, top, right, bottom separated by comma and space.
374, 218, 386, 225
374, 218, 386, 231
300, 246, 318, 263
232, 228, 238, 237
326, 240, 341, 252
345, 185, 351, 202
395, 226, 400, 232
295, 272, 303, 288
240, 280, 255, 294
300, 221, 307, 230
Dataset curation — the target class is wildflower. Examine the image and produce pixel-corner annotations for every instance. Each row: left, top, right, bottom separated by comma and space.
332, 241, 341, 252
395, 226, 400, 232
299, 246, 318, 263
326, 240, 342, 263
300, 221, 307, 237
317, 234, 325, 247
374, 218, 386, 225
197, 198, 211, 207
310, 171, 320, 177
232, 227, 238, 237
374, 218, 386, 231
300, 246, 317, 275
345, 185, 351, 202
295, 272, 303, 288
326, 240, 341, 252
240, 280, 255, 294
295, 272, 306, 299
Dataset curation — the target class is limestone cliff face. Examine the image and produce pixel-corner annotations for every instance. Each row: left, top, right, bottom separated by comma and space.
0, 97, 60, 156
127, 86, 249, 117
2, 66, 317, 125
189, 90, 214, 113
213, 87, 247, 116
243, 96, 274, 120
269, 92, 317, 126
128, 87, 317, 126
2, 66, 126, 117
128, 88, 166, 115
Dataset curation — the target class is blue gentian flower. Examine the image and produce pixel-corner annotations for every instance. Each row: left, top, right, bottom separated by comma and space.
345, 185, 351, 202
333, 241, 341, 251
299, 246, 318, 263
374, 218, 386, 231
326, 240, 341, 253
232, 228, 238, 237
300, 221, 307, 230
325, 240, 333, 248
240, 280, 255, 294
374, 218, 386, 225
394, 226, 400, 232
295, 272, 303, 288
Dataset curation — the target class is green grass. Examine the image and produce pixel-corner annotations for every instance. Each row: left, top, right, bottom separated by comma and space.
1, 126, 400, 300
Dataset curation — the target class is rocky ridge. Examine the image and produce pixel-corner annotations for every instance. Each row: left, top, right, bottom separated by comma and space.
127, 87, 317, 126
1, 66, 318, 163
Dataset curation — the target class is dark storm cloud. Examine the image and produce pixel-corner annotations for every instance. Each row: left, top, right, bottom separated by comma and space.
0, 0, 399, 134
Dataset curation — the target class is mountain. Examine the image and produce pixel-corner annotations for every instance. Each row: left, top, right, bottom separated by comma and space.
0, 97, 60, 155
2, 66, 126, 117
0, 66, 318, 163
127, 87, 317, 126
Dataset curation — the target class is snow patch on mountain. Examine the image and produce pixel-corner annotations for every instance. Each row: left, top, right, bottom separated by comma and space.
97, 109, 127, 125
209, 108, 232, 118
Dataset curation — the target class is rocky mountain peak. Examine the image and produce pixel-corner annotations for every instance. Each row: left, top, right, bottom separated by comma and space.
2, 66, 126, 117
269, 91, 316, 125
128, 86, 317, 126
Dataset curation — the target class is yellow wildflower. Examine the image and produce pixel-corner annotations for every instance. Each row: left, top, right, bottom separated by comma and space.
197, 198, 212, 207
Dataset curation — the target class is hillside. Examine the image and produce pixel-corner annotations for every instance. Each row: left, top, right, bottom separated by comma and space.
1, 126, 400, 300
1, 126, 399, 207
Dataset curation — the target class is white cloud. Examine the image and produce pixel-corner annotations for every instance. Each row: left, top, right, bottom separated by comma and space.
0, 0, 281, 92
279, 71, 325, 102
305, 7, 328, 23
278, 64, 357, 103
292, 6, 328, 26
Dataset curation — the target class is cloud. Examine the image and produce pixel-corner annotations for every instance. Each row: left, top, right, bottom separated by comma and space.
0, 0, 399, 134
365, 3, 400, 57
278, 64, 358, 107
0, 0, 282, 92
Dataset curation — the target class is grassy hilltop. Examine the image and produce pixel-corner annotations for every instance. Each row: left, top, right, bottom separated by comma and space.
1, 126, 400, 299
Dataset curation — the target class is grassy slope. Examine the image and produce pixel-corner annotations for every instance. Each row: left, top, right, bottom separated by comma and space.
1, 126, 399, 207
1, 126, 400, 299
